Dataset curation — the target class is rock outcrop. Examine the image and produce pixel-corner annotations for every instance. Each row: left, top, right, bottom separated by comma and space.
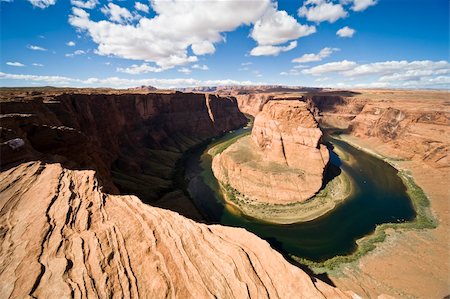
251, 101, 329, 174
0, 89, 353, 298
0, 162, 351, 299
304, 90, 450, 169
212, 100, 329, 205
0, 91, 247, 219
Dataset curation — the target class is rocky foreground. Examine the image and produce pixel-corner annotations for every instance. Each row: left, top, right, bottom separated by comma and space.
213, 100, 329, 205
0, 161, 352, 298
0, 89, 352, 298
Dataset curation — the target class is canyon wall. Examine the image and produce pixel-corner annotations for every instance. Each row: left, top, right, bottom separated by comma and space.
213, 100, 329, 205
0, 91, 247, 218
0, 90, 352, 299
305, 90, 450, 169
234, 89, 449, 298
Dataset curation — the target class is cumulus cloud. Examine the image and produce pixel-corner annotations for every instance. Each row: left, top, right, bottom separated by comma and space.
178, 67, 192, 74
65, 49, 86, 57
302, 60, 450, 88
69, 1, 309, 67
32, 63, 44, 67
250, 41, 298, 56
27, 45, 47, 51
66, 41, 76, 46
298, 0, 348, 23
71, 0, 97, 9
302, 60, 357, 75
101, 3, 133, 24
6, 62, 25, 67
341, 60, 450, 77
0, 72, 266, 89
28, 0, 56, 9
192, 64, 209, 71
349, 0, 377, 11
116, 63, 164, 74
250, 8, 315, 55
336, 26, 355, 37
134, 2, 149, 13
292, 47, 339, 63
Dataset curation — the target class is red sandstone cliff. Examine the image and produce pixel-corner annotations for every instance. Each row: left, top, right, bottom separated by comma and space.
212, 99, 329, 204
0, 89, 352, 299
0, 92, 247, 205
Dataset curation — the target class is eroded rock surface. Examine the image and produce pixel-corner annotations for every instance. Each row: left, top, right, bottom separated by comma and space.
0, 162, 351, 299
213, 100, 329, 204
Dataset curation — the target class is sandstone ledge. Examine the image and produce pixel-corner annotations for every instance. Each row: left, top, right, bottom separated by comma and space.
0, 161, 355, 299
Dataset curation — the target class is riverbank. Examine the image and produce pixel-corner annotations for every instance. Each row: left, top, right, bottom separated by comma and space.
292, 134, 437, 271
210, 135, 353, 224
326, 134, 448, 299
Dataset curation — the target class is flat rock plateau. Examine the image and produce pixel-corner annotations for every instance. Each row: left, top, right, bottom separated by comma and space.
0, 88, 353, 298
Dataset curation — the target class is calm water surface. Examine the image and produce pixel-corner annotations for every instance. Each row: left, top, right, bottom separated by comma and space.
184, 125, 416, 261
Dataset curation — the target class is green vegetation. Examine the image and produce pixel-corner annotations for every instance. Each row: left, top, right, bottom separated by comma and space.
218, 168, 352, 224
291, 166, 437, 273
208, 131, 250, 156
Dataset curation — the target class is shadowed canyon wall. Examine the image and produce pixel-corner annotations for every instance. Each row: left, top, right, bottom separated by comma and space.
0, 90, 353, 298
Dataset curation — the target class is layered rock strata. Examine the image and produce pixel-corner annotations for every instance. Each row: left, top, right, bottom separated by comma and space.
0, 90, 356, 298
0, 91, 247, 219
213, 100, 329, 204
0, 161, 353, 299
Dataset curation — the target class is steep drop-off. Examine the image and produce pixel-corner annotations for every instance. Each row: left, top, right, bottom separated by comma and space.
0, 161, 353, 299
234, 89, 449, 298
212, 100, 330, 207
1, 91, 247, 219
0, 90, 353, 298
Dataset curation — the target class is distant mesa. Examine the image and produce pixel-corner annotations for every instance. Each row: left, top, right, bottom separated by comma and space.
128, 85, 158, 92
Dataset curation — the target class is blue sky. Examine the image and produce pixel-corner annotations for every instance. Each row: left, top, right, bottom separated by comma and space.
0, 0, 448, 89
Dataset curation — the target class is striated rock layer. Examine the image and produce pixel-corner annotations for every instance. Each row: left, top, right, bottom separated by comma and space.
0, 89, 353, 298
1, 91, 247, 219
213, 100, 329, 204
232, 89, 450, 298
0, 161, 352, 299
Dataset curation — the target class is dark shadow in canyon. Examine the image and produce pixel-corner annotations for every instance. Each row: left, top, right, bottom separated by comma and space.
265, 237, 336, 287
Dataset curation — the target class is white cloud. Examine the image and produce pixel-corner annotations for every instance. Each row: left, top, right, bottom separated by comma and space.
251, 9, 316, 46
0, 71, 265, 89
241, 62, 252, 66
116, 63, 165, 74
134, 2, 149, 13
301, 60, 450, 88
302, 60, 357, 75
6, 62, 25, 67
71, 0, 98, 9
349, 0, 377, 11
27, 45, 47, 51
298, 0, 348, 23
69, 1, 308, 68
32, 63, 44, 67
192, 64, 209, 71
178, 67, 192, 74
250, 41, 298, 56
66, 41, 76, 46
341, 60, 450, 77
336, 26, 355, 38
191, 41, 216, 55
101, 3, 133, 24
292, 47, 339, 63
28, 0, 56, 9
65, 49, 86, 57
